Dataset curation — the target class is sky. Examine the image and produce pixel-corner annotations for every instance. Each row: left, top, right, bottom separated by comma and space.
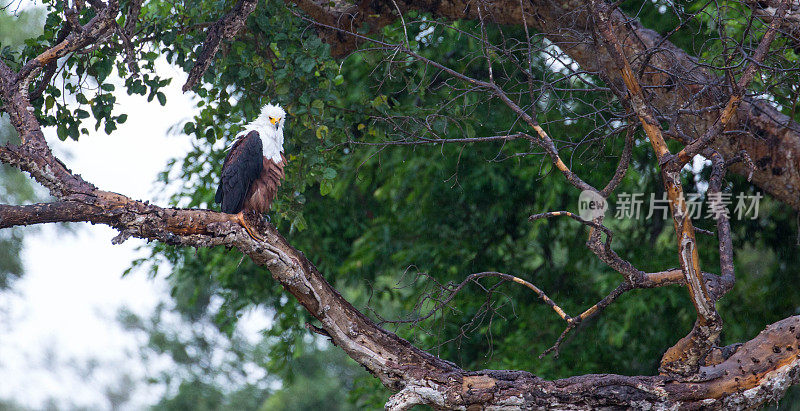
0, 62, 268, 410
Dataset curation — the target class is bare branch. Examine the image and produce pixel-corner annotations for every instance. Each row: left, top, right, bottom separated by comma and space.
707, 150, 736, 295
116, 0, 145, 75
1, 185, 798, 409
590, 0, 721, 375
290, 11, 600, 194
530, 211, 613, 239
0, 201, 108, 228
30, 22, 72, 101
2, 1, 800, 407
668, 0, 789, 170
286, 0, 800, 211
540, 282, 631, 358
345, 133, 526, 147
16, 0, 119, 87
376, 271, 570, 327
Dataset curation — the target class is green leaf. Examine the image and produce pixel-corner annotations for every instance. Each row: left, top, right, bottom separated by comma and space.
156, 92, 167, 106
298, 56, 316, 73
322, 167, 337, 179
291, 213, 307, 232
465, 124, 476, 139
371, 95, 388, 108
320, 180, 333, 196
315, 125, 328, 139
276, 83, 290, 95
56, 124, 67, 140
269, 42, 281, 58
68, 124, 79, 140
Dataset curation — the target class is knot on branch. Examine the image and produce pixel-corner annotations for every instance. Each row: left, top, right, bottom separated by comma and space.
385, 383, 445, 411
111, 229, 133, 244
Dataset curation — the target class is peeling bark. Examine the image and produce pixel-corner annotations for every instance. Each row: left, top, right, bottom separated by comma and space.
1, 81, 799, 411
589, 0, 723, 375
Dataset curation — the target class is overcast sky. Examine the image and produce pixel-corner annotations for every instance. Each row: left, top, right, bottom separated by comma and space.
0, 62, 242, 410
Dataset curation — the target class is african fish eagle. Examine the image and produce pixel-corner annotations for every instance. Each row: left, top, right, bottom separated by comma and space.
215, 103, 286, 240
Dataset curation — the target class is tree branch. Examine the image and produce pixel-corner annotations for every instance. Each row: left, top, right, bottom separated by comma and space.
707, 150, 737, 295
16, 0, 119, 88
0, 201, 107, 227
2, 1, 800, 407
287, 0, 800, 211
289, 11, 600, 194
668, 0, 788, 170
589, 0, 721, 376
3, 141, 800, 408
30, 21, 71, 101
747, 0, 800, 49
182, 0, 259, 92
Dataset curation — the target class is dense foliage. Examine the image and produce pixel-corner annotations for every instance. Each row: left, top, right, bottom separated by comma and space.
3, 0, 800, 407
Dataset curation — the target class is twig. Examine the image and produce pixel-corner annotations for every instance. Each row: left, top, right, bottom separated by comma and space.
667, 0, 789, 170
305, 322, 332, 339
707, 150, 735, 295
379, 271, 571, 326
589, 0, 722, 375
540, 282, 632, 358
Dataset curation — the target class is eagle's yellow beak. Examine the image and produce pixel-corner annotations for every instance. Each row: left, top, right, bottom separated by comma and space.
269, 116, 279, 125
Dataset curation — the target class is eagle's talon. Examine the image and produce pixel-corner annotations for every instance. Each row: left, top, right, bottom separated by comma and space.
235, 212, 265, 242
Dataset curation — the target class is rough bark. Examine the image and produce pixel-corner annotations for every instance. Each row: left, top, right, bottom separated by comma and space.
747, 0, 800, 50
3, 59, 800, 410
288, 0, 800, 211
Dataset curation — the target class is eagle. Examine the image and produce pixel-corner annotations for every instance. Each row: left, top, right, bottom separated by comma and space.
215, 103, 286, 240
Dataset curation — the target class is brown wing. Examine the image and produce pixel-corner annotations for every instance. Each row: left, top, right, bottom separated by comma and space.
243, 153, 286, 214
215, 131, 263, 214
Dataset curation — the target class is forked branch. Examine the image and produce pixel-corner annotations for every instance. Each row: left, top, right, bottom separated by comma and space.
590, 0, 721, 376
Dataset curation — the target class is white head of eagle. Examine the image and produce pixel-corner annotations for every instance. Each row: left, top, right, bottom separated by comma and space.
215, 103, 288, 224
241, 103, 286, 163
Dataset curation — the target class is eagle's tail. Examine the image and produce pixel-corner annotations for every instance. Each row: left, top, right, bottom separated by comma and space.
214, 184, 224, 204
